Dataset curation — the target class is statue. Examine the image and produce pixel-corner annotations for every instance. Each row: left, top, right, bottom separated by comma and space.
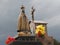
17, 5, 31, 36
5, 5, 44, 45
29, 7, 35, 36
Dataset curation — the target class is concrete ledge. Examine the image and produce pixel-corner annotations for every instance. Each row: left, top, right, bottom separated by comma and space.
9, 41, 42, 45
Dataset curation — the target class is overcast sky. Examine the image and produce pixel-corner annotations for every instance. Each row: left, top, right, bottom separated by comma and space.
0, 0, 60, 45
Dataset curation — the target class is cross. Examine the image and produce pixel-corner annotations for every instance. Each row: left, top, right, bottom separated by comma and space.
31, 7, 35, 21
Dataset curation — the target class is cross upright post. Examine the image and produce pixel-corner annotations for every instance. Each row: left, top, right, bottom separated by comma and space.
31, 7, 35, 21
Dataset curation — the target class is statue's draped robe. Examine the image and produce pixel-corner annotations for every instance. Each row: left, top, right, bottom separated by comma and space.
17, 12, 30, 32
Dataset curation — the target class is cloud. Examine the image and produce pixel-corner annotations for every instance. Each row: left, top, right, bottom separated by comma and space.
47, 15, 60, 27
0, 34, 6, 39
0, 0, 60, 43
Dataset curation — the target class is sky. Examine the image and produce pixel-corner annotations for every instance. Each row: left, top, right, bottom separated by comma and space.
0, 0, 60, 45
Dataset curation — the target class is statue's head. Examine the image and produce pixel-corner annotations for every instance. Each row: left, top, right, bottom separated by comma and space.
21, 5, 25, 13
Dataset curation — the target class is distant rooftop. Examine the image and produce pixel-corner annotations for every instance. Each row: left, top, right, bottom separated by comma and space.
34, 20, 48, 24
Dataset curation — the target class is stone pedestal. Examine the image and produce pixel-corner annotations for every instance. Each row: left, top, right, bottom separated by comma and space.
8, 36, 43, 45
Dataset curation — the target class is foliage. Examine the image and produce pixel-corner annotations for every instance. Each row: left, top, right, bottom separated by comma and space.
35, 25, 45, 37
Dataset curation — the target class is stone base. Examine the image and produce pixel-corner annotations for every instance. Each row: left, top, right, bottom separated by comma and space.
9, 41, 42, 45
8, 36, 43, 45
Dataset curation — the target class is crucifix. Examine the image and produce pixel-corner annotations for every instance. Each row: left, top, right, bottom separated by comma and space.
31, 7, 35, 21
